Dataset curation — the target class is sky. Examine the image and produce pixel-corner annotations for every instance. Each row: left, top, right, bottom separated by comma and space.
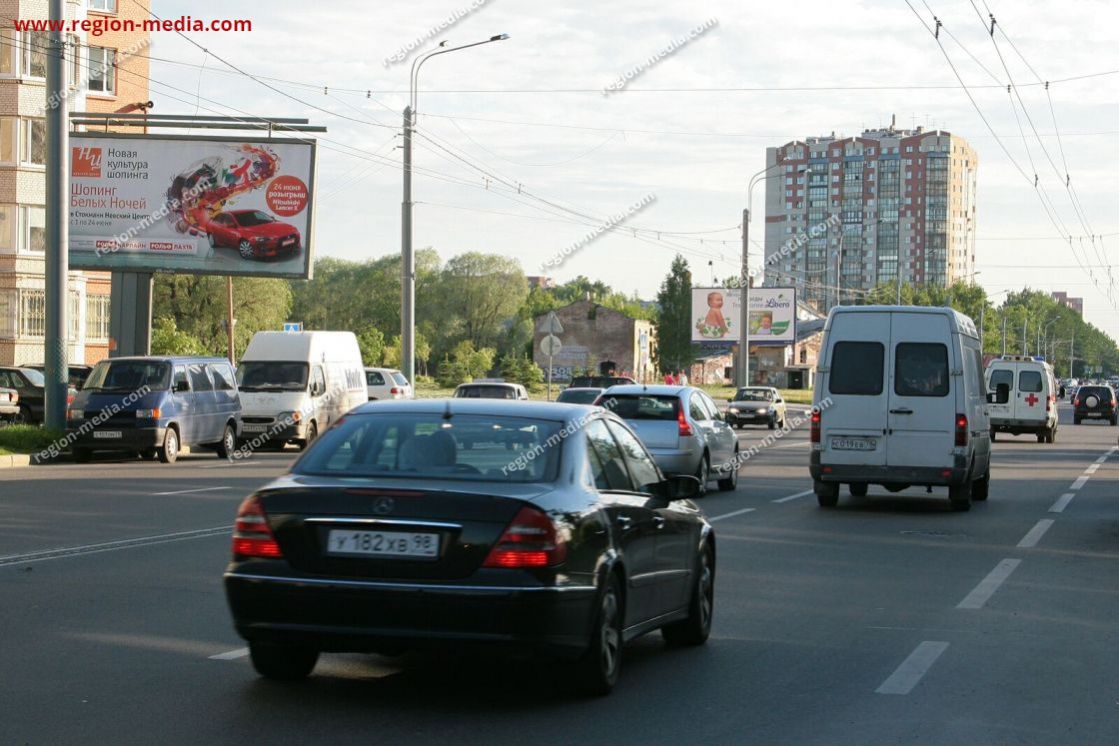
148, 0, 1119, 338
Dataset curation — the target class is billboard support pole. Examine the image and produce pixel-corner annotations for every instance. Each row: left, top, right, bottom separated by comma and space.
226, 277, 236, 363
45, 0, 69, 429
401, 105, 415, 389
737, 207, 749, 388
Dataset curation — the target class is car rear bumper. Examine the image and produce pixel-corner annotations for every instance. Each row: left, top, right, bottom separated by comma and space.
990, 418, 1052, 431
224, 571, 598, 658
66, 425, 165, 450
648, 447, 702, 476
0, 404, 18, 417
810, 451, 970, 486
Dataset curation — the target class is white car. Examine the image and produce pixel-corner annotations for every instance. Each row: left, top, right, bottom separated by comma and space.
985, 355, 1058, 442
453, 381, 529, 400
365, 367, 413, 400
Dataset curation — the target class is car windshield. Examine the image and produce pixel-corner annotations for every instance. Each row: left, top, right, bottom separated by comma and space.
234, 210, 275, 227
734, 389, 772, 401
20, 368, 45, 387
236, 361, 308, 391
455, 385, 517, 399
599, 394, 679, 420
390, 372, 409, 386
84, 361, 171, 392
557, 389, 602, 404
293, 413, 563, 482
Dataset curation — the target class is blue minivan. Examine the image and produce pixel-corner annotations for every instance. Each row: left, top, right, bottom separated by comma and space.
67, 356, 243, 464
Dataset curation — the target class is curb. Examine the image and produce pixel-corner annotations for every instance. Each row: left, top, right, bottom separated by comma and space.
0, 454, 31, 469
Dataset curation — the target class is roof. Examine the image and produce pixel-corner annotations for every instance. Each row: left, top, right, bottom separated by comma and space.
350, 398, 598, 421
86, 355, 229, 363
602, 384, 690, 396
827, 305, 979, 339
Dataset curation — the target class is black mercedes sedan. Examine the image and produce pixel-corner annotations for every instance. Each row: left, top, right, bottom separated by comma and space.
224, 399, 715, 695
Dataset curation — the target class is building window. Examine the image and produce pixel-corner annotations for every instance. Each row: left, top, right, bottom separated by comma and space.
86, 294, 110, 340
0, 289, 13, 338
67, 34, 80, 87
0, 31, 16, 75
22, 119, 45, 165
19, 290, 45, 337
88, 0, 118, 12
0, 204, 15, 252
22, 206, 45, 252
0, 118, 16, 163
22, 32, 48, 78
88, 47, 116, 94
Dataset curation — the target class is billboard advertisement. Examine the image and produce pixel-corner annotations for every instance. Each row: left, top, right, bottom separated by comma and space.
691, 287, 796, 343
68, 133, 316, 279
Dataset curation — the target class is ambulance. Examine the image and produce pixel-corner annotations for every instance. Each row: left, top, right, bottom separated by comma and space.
984, 355, 1058, 443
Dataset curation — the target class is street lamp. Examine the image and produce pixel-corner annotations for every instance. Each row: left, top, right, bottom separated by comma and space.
401, 34, 509, 387
1040, 318, 1058, 359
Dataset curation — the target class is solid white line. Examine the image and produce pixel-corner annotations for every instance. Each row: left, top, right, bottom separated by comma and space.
708, 507, 756, 522
875, 641, 950, 695
152, 486, 232, 496
1070, 476, 1089, 490
957, 559, 1021, 610
0, 526, 230, 566
772, 489, 814, 504
1017, 519, 1055, 549
1085, 464, 1100, 474
1049, 493, 1076, 513
209, 647, 249, 661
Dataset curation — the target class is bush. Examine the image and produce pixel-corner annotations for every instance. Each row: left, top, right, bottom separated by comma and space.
500, 354, 545, 392
0, 425, 65, 455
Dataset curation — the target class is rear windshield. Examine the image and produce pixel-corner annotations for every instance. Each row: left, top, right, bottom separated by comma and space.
557, 389, 601, 405
895, 343, 949, 397
293, 413, 563, 482
454, 386, 518, 399
1018, 370, 1043, 393
83, 360, 170, 392
829, 341, 884, 396
236, 361, 308, 392
1078, 386, 1112, 400
391, 372, 409, 386
599, 394, 679, 420
20, 368, 45, 387
988, 368, 1013, 391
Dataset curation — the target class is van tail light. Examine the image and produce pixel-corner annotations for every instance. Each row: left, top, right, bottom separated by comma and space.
955, 413, 968, 447
232, 495, 283, 559
810, 409, 821, 444
483, 505, 567, 568
677, 405, 694, 437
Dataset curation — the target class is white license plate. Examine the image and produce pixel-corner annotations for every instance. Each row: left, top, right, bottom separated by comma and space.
242, 423, 269, 432
282, 238, 295, 246
831, 437, 876, 451
326, 529, 440, 559
0, 394, 7, 403
1086, 413, 1102, 418
93, 431, 122, 439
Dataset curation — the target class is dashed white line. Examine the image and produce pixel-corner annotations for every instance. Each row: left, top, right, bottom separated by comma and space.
1049, 493, 1076, 513
1017, 519, 1055, 549
1085, 464, 1100, 475
209, 647, 249, 661
1070, 476, 1089, 491
1095, 455, 1108, 465
152, 486, 232, 496
772, 489, 814, 504
708, 507, 756, 522
957, 559, 1021, 610
875, 641, 950, 695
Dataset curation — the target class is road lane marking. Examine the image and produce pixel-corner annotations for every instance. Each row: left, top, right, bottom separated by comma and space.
1085, 464, 1100, 474
772, 489, 814, 503
708, 507, 756, 522
0, 526, 229, 566
1070, 476, 1089, 490
1017, 519, 1054, 549
1050, 493, 1076, 513
1095, 455, 1107, 464
210, 647, 249, 660
957, 559, 1021, 610
152, 486, 232, 496
875, 641, 950, 695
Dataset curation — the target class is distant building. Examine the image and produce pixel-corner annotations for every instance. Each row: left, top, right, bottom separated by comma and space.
525, 275, 555, 289
1051, 291, 1083, 316
533, 300, 656, 383
764, 117, 978, 314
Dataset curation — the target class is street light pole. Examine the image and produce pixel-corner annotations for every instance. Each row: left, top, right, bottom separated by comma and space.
44, 0, 68, 430
402, 34, 509, 388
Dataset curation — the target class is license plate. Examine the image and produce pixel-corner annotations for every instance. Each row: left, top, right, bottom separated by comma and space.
93, 431, 122, 439
0, 394, 7, 403
326, 529, 440, 559
831, 437, 876, 451
242, 423, 269, 432
282, 238, 295, 246
1086, 413, 1102, 418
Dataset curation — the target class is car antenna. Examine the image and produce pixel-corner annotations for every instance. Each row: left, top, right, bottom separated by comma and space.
442, 400, 453, 421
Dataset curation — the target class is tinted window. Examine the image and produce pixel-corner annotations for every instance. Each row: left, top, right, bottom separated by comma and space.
586, 439, 610, 491
454, 385, 516, 399
172, 367, 189, 392
234, 210, 275, 227
209, 364, 235, 391
19, 368, 44, 387
600, 394, 678, 420
829, 341, 884, 395
606, 421, 662, 493
365, 370, 386, 386
689, 396, 708, 421
556, 389, 602, 405
188, 364, 213, 392
0, 371, 13, 388
895, 343, 949, 397
310, 366, 326, 396
84, 360, 170, 392
1018, 370, 1043, 393
585, 419, 634, 491
989, 368, 1013, 391
236, 361, 308, 391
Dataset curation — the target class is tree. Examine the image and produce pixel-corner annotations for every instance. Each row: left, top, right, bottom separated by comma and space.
356, 326, 386, 367
154, 276, 292, 359
434, 341, 497, 387
500, 353, 545, 392
150, 316, 208, 356
438, 253, 528, 349
654, 255, 693, 373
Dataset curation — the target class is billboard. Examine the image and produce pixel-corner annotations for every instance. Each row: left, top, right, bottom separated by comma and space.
691, 287, 796, 343
68, 133, 316, 279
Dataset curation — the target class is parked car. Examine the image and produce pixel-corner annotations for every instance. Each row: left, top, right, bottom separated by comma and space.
0, 366, 76, 424
1073, 385, 1117, 425
985, 355, 1059, 442
67, 356, 243, 464
598, 385, 739, 495
223, 399, 713, 695
205, 209, 302, 260
0, 387, 18, 422
725, 386, 787, 429
365, 367, 413, 400
453, 381, 529, 400
811, 305, 994, 511
569, 375, 636, 388
26, 364, 93, 390
556, 386, 605, 405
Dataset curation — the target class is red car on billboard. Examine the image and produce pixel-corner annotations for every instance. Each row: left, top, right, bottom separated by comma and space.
205, 209, 302, 260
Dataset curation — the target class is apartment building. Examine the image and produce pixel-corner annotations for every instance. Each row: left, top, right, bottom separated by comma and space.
763, 120, 978, 312
0, 0, 149, 366
1051, 291, 1084, 316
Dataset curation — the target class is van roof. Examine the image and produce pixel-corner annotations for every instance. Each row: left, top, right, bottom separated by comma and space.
242, 331, 361, 363
827, 305, 978, 339
93, 356, 230, 364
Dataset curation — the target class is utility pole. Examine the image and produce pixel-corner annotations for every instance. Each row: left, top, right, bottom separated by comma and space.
1070, 330, 1075, 378
401, 105, 415, 388
1001, 313, 1007, 355
1022, 315, 1027, 355
226, 277, 236, 364
44, 0, 68, 430
739, 206, 749, 388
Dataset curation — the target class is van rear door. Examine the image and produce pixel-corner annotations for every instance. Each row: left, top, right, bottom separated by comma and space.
986, 362, 1015, 422
886, 313, 955, 469
1013, 365, 1046, 423
820, 313, 890, 467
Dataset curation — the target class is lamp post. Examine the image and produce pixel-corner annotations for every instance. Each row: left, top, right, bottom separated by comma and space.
402, 34, 509, 387
1041, 318, 1058, 360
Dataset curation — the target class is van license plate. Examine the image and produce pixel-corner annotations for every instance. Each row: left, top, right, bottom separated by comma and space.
93, 431, 122, 439
831, 437, 876, 451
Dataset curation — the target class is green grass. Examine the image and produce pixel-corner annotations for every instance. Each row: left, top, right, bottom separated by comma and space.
0, 425, 66, 455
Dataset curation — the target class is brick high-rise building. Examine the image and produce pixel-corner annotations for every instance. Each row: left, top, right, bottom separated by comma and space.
763, 120, 978, 312
0, 0, 149, 366
1051, 291, 1084, 316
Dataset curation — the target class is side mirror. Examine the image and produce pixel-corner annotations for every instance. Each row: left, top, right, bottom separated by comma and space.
174, 380, 190, 394
727, 398, 733, 403
648, 474, 702, 501
987, 382, 1009, 404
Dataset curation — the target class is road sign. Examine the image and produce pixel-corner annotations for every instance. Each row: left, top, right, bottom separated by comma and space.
544, 311, 564, 335
283, 322, 303, 332
540, 334, 563, 356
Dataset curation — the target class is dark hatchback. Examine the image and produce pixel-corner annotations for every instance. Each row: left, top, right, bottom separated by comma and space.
0, 366, 76, 424
224, 399, 715, 694
1073, 385, 1117, 425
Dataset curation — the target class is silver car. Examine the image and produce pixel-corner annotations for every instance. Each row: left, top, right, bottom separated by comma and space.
600, 385, 740, 495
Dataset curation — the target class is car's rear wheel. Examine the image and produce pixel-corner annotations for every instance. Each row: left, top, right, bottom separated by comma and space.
767, 417, 776, 430
990, 429, 997, 441
1111, 415, 1117, 427
1073, 416, 1081, 425
248, 641, 319, 681
849, 482, 868, 497
15, 405, 32, 425
717, 447, 739, 491
72, 447, 90, 464
694, 455, 709, 497
158, 427, 179, 464
138, 449, 157, 461
949, 478, 973, 511
215, 423, 236, 460
814, 480, 839, 507
662, 545, 714, 647
571, 574, 622, 696
238, 239, 254, 260
973, 466, 990, 501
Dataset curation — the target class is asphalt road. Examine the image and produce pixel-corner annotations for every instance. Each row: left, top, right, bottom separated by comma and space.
1, 404, 1116, 744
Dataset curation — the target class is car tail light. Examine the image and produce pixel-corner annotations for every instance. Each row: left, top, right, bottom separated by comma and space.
810, 409, 821, 444
483, 505, 567, 568
390, 387, 402, 395
1073, 396, 1080, 407
677, 405, 694, 437
232, 495, 283, 559
955, 413, 968, 447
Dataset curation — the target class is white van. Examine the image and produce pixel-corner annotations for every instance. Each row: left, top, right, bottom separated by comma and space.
810, 306, 997, 512
236, 331, 366, 450
984, 356, 1058, 442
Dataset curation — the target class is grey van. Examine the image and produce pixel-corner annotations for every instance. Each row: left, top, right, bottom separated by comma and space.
67, 356, 243, 464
